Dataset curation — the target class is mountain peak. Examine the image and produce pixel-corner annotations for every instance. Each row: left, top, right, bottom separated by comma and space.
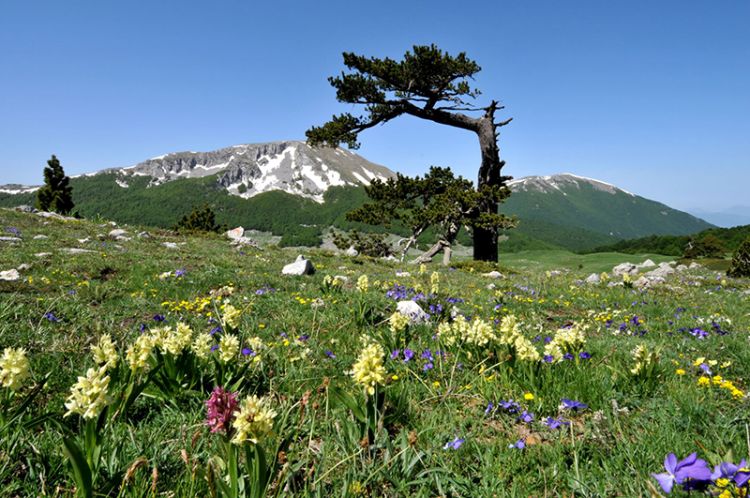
115, 140, 395, 202
508, 173, 635, 196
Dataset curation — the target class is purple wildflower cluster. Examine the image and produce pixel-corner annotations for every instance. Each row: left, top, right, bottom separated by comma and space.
651, 452, 750, 494
205, 386, 238, 434
606, 315, 648, 336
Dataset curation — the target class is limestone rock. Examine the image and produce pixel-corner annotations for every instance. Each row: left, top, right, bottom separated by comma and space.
282, 255, 315, 276
61, 248, 95, 255
0, 269, 20, 281
162, 242, 180, 250
482, 271, 504, 279
612, 263, 638, 276
638, 259, 656, 269
0, 236, 22, 243
345, 246, 359, 257
33, 234, 48, 240
226, 227, 244, 240
585, 273, 601, 284
396, 301, 429, 324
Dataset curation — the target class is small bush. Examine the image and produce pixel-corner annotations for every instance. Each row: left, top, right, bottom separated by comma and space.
332, 229, 393, 257
683, 234, 726, 259
278, 227, 322, 247
174, 204, 224, 233
727, 237, 750, 277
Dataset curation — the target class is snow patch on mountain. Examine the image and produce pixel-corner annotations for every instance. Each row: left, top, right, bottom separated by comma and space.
508, 173, 636, 197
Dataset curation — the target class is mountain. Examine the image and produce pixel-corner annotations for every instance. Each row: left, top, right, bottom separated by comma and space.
0, 149, 714, 253
688, 207, 750, 228
104, 140, 395, 202
500, 174, 714, 251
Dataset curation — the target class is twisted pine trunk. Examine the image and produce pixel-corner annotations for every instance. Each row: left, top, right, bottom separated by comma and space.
473, 103, 503, 262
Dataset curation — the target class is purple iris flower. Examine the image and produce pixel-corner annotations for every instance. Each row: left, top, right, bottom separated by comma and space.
421, 349, 433, 361
518, 411, 534, 424
543, 355, 555, 363
423, 362, 434, 372
544, 417, 569, 430
390, 349, 400, 360
499, 400, 520, 414
298, 334, 310, 342
443, 437, 464, 450
403, 349, 414, 362
560, 399, 588, 411
324, 350, 336, 359
43, 312, 59, 322
711, 459, 750, 487
139, 323, 147, 332
509, 438, 525, 450
699, 363, 712, 375
175, 268, 186, 277
241, 347, 255, 356
484, 402, 494, 416
563, 353, 574, 361
153, 314, 166, 322
579, 352, 591, 360
210, 345, 219, 352
210, 326, 222, 335
651, 453, 712, 494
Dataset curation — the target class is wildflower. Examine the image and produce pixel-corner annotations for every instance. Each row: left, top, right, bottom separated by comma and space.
126, 334, 155, 373
509, 438, 526, 450
711, 460, 750, 488
676, 368, 686, 375
484, 402, 494, 415
430, 271, 439, 294
518, 411, 534, 424
91, 334, 118, 371
697, 376, 710, 387
388, 312, 410, 334
0, 347, 30, 391
443, 437, 464, 450
219, 334, 240, 363
43, 312, 60, 323
221, 304, 241, 329
324, 350, 336, 359
579, 351, 591, 360
231, 395, 276, 445
351, 342, 387, 395
651, 453, 712, 494
544, 417, 569, 430
191, 333, 213, 360
356, 275, 369, 293
403, 349, 414, 362
630, 344, 659, 376
419, 264, 427, 275
523, 392, 535, 401
560, 398, 588, 411
205, 386, 239, 434
162, 322, 193, 355
64, 367, 110, 419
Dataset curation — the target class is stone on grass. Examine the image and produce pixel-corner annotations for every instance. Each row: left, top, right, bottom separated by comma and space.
226, 227, 244, 240
33, 234, 48, 240
612, 263, 638, 276
345, 246, 359, 257
282, 255, 315, 276
638, 259, 656, 269
230, 237, 258, 248
396, 301, 429, 324
162, 242, 180, 250
61, 248, 95, 255
0, 236, 22, 243
35, 253, 51, 258
0, 269, 20, 281
688, 262, 702, 269
585, 273, 601, 284
137, 231, 151, 239
482, 271, 504, 279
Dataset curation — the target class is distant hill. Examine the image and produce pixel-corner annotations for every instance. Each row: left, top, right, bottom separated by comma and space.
0, 147, 714, 253
500, 174, 714, 251
591, 224, 750, 256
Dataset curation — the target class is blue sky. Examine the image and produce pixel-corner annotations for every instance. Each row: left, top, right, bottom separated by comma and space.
1, 0, 748, 212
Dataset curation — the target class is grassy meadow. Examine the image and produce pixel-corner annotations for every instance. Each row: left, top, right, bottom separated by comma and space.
1, 208, 749, 497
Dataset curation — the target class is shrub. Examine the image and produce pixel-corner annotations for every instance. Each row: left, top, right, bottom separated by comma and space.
683, 235, 726, 259
174, 204, 224, 233
332, 229, 393, 257
727, 237, 750, 277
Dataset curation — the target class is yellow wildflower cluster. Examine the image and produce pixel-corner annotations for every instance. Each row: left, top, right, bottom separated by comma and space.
0, 347, 30, 391
221, 304, 242, 329
498, 315, 541, 361
191, 333, 213, 360
430, 272, 439, 294
438, 317, 496, 347
543, 323, 587, 362
219, 334, 240, 363
630, 344, 659, 375
126, 334, 156, 373
698, 375, 745, 399
231, 395, 277, 445
161, 295, 216, 316
323, 274, 345, 289
351, 342, 387, 395
388, 312, 410, 334
356, 275, 369, 293
64, 367, 110, 419
91, 334, 118, 371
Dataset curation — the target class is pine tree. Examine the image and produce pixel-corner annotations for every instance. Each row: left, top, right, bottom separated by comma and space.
306, 45, 513, 262
174, 204, 224, 233
727, 237, 750, 278
36, 155, 74, 214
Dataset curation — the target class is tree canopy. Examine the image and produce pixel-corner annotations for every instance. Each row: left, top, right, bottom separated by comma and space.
36, 155, 74, 215
307, 44, 513, 261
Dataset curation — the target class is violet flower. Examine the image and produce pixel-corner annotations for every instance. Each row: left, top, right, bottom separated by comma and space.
651, 453, 712, 494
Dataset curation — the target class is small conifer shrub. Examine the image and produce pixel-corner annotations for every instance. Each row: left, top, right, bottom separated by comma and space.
727, 237, 750, 277
36, 155, 75, 215
174, 204, 224, 233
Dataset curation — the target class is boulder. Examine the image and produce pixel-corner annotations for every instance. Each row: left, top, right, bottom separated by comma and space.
344, 246, 359, 257
226, 226, 245, 240
230, 237, 259, 248
282, 255, 315, 276
162, 242, 179, 250
0, 236, 22, 243
638, 259, 656, 269
0, 269, 20, 281
61, 248, 95, 254
396, 301, 429, 324
585, 273, 601, 284
676, 264, 688, 272
482, 271, 505, 279
35, 252, 51, 258
33, 234, 48, 240
688, 262, 702, 269
137, 231, 151, 239
612, 263, 638, 276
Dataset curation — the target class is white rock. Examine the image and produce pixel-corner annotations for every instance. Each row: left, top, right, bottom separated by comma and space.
689, 262, 702, 269
333, 275, 350, 283
548, 270, 564, 277
0, 236, 22, 243
633, 277, 650, 289
644, 266, 675, 279
638, 259, 656, 269
395, 271, 411, 277
344, 246, 359, 257
486, 283, 496, 290
230, 236, 258, 247
0, 269, 20, 281
676, 264, 688, 272
137, 231, 151, 239
282, 255, 315, 276
482, 271, 505, 279
35, 252, 51, 258
16, 263, 31, 271
381, 255, 398, 262
226, 227, 245, 240
585, 273, 601, 284
162, 242, 180, 249
62, 248, 95, 254
108, 229, 127, 238
612, 263, 639, 276
396, 301, 429, 324
78, 237, 90, 244
33, 234, 48, 240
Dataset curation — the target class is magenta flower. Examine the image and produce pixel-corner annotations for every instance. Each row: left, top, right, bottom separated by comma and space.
651, 453, 712, 494
205, 386, 239, 434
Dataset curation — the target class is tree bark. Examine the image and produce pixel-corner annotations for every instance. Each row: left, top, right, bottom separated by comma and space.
473, 102, 503, 262
411, 239, 449, 265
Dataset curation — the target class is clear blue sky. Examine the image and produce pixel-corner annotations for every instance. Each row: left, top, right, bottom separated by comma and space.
1, 0, 748, 212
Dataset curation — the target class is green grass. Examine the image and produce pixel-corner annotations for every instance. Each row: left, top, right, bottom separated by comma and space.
0, 208, 749, 496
